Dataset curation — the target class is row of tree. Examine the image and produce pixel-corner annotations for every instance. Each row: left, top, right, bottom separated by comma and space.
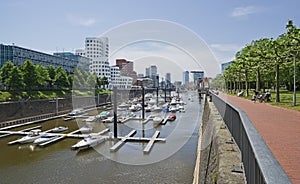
0, 59, 109, 92
213, 20, 300, 102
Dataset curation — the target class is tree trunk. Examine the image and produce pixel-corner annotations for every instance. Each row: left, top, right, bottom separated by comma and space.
275, 63, 280, 102
245, 72, 249, 97
256, 68, 261, 92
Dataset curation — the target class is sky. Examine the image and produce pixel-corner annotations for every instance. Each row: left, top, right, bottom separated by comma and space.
1, 0, 300, 81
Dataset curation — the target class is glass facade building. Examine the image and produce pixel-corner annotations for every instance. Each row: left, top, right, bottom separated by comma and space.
0, 44, 89, 73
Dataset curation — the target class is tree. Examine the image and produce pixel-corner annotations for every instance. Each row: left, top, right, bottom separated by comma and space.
21, 60, 38, 90
47, 65, 56, 88
86, 73, 97, 89
6, 65, 24, 91
0, 61, 14, 89
55, 66, 70, 89
36, 64, 50, 88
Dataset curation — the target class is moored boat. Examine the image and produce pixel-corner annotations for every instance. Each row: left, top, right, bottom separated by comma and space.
51, 126, 68, 133
83, 116, 97, 122
71, 136, 105, 150
79, 126, 93, 133
12, 129, 42, 144
34, 134, 60, 144
96, 111, 110, 120
168, 114, 176, 121
68, 109, 84, 116
153, 116, 163, 126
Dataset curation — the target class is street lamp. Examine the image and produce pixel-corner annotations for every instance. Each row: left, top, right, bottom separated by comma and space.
292, 51, 297, 106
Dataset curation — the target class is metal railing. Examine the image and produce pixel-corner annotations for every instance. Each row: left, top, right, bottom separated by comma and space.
211, 92, 291, 184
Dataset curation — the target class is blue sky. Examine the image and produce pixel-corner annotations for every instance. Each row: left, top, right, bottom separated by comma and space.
1, 0, 300, 78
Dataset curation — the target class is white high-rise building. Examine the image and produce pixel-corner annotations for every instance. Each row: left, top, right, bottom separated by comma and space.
76, 37, 132, 89
85, 37, 110, 79
109, 66, 132, 89
76, 37, 110, 80
75, 49, 85, 57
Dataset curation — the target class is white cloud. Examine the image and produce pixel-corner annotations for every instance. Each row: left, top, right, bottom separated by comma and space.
209, 43, 242, 52
66, 14, 96, 26
209, 43, 242, 64
230, 6, 258, 17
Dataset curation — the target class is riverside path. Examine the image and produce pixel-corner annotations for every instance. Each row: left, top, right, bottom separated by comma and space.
219, 92, 300, 184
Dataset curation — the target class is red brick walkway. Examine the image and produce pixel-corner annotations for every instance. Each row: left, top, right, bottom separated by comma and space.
219, 93, 300, 183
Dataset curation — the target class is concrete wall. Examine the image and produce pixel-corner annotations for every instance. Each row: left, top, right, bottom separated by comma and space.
194, 97, 245, 184
0, 94, 110, 123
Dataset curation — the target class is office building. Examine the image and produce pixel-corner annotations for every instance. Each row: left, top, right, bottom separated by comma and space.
165, 73, 171, 87
0, 44, 82, 73
76, 37, 110, 80
183, 71, 189, 87
116, 59, 137, 84
221, 61, 232, 74
53, 52, 90, 71
191, 71, 204, 88
109, 65, 132, 89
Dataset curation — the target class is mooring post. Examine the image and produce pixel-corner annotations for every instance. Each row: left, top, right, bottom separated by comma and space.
55, 97, 58, 115
113, 87, 118, 138
142, 87, 145, 120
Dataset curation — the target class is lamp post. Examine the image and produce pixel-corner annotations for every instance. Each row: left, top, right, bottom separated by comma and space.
292, 51, 297, 106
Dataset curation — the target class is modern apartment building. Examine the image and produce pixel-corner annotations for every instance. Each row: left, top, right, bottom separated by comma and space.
109, 65, 132, 89
0, 44, 85, 73
116, 59, 137, 84
76, 37, 110, 80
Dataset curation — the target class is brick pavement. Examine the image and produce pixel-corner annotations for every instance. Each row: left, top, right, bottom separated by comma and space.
219, 93, 300, 184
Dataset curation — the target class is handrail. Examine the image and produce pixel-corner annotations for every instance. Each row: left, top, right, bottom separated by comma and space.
210, 92, 291, 184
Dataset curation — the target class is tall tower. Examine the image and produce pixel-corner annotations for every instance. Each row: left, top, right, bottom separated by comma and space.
165, 73, 171, 87
183, 71, 189, 87
84, 37, 110, 80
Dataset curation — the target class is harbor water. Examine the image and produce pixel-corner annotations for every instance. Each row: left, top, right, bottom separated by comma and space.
0, 92, 203, 184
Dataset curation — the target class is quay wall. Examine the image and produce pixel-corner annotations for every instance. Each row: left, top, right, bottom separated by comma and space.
0, 94, 110, 125
194, 97, 245, 184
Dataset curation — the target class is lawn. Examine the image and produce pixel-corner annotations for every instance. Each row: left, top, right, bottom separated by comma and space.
268, 90, 300, 112
0, 90, 71, 101
229, 90, 300, 112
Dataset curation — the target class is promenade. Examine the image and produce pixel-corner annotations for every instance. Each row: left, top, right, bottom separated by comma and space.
220, 93, 300, 184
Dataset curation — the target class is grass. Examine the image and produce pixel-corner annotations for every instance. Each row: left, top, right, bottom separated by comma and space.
228, 90, 300, 112
0, 89, 112, 101
0, 90, 71, 101
268, 90, 300, 112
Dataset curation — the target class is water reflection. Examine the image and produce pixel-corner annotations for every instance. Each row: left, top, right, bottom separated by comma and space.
0, 92, 203, 184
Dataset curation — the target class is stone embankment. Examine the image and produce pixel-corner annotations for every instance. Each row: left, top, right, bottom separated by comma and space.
0, 94, 110, 127
194, 98, 245, 184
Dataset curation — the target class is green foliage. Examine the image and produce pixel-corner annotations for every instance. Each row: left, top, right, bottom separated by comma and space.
223, 20, 300, 102
55, 66, 70, 89
36, 64, 50, 87
6, 65, 24, 91
21, 60, 38, 90
47, 65, 56, 87
0, 60, 14, 86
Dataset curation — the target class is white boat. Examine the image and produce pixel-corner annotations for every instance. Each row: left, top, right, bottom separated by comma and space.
14, 129, 42, 144
145, 106, 152, 112
79, 126, 93, 133
102, 116, 114, 123
118, 103, 129, 110
96, 111, 110, 119
71, 136, 105, 150
51, 126, 68, 133
169, 106, 177, 112
129, 104, 141, 111
68, 109, 84, 116
83, 116, 97, 122
153, 116, 163, 126
152, 105, 161, 112
34, 135, 60, 144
